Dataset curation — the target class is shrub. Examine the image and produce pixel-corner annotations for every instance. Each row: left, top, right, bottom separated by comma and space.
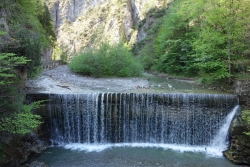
68, 42, 143, 77
0, 52, 43, 134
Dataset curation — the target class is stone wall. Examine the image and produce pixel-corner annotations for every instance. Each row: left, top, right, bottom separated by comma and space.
42, 60, 61, 70
224, 116, 250, 165
234, 79, 250, 108
224, 79, 250, 165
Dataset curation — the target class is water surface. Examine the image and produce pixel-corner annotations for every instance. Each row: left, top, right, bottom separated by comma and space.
28, 146, 240, 167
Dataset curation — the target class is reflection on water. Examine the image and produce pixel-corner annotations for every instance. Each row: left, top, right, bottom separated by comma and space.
28, 146, 240, 167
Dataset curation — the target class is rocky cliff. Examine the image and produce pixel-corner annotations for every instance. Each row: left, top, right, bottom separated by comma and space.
45, 0, 171, 57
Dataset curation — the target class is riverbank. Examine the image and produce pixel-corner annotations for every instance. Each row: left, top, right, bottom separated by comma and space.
26, 65, 229, 94
25, 65, 149, 93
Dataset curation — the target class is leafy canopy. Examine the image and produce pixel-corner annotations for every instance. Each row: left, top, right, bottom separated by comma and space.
0, 53, 28, 85
192, 0, 250, 84
0, 101, 43, 134
135, 0, 250, 85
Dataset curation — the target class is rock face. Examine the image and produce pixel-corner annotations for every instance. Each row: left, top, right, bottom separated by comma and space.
45, 0, 171, 56
21, 161, 48, 167
224, 115, 250, 165
225, 79, 250, 165
21, 161, 47, 167
0, 133, 47, 167
234, 79, 250, 108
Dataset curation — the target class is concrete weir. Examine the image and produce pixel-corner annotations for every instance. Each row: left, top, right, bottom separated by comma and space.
27, 93, 239, 147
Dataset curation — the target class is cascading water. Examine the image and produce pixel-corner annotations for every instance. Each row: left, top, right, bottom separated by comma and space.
46, 93, 239, 157
208, 105, 239, 155
37, 93, 239, 157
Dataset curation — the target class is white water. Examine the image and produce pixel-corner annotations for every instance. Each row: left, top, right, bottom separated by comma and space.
50, 93, 238, 145
60, 105, 240, 158
209, 105, 240, 155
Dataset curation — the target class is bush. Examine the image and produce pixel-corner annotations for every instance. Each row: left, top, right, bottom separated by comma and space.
68, 42, 143, 77
0, 52, 43, 134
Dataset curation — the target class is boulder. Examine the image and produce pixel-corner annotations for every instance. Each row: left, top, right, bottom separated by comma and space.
0, 133, 47, 167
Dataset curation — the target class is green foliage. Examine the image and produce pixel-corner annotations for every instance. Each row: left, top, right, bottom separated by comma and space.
0, 1, 50, 162
0, 0, 56, 78
132, 7, 166, 71
0, 101, 43, 134
242, 110, 250, 136
69, 42, 143, 77
153, 0, 199, 76
0, 52, 43, 135
37, 2, 56, 46
133, 0, 250, 85
0, 53, 28, 85
192, 0, 250, 84
14, 31, 42, 78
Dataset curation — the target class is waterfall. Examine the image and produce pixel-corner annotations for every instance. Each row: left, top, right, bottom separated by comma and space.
208, 105, 240, 155
48, 93, 238, 150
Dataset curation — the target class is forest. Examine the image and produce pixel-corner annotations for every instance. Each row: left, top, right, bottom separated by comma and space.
132, 0, 250, 86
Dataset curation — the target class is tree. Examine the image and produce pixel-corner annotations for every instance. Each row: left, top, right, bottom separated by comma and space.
37, 2, 56, 46
192, 0, 250, 84
0, 30, 42, 134
0, 52, 42, 134
0, 101, 43, 134
153, 0, 201, 76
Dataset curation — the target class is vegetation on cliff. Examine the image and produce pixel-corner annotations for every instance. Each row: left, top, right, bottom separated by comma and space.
45, 0, 170, 60
0, 0, 56, 77
0, 0, 55, 131
0, 0, 55, 165
133, 0, 250, 86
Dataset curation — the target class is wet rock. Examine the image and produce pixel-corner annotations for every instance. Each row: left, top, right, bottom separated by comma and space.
247, 156, 250, 164
237, 145, 245, 151
230, 116, 247, 136
225, 116, 250, 166
244, 149, 250, 155
21, 161, 47, 167
0, 133, 47, 167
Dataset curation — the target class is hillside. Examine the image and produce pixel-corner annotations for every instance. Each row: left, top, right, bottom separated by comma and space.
45, 0, 171, 58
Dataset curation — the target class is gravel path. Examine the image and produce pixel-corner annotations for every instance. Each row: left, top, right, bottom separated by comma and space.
26, 65, 149, 94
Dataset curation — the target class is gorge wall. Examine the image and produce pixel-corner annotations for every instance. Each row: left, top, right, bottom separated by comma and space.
45, 0, 171, 57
